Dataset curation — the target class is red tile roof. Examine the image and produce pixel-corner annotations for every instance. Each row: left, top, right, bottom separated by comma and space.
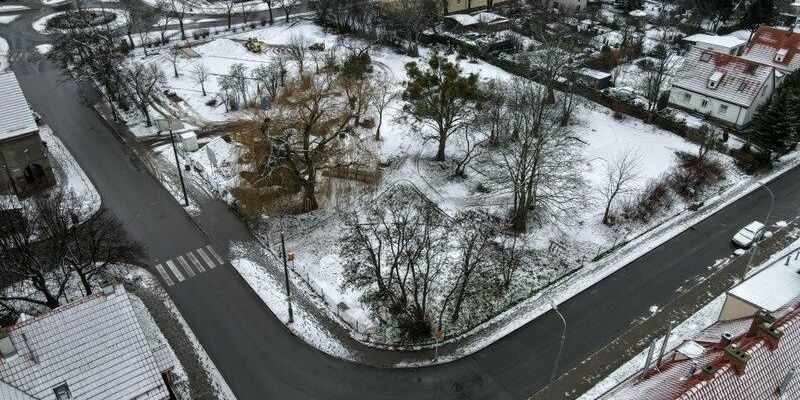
599, 298, 800, 400
672, 47, 774, 108
742, 26, 800, 72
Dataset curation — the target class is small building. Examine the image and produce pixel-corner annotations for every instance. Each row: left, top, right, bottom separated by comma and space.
668, 47, 776, 128
741, 25, 800, 76
0, 285, 177, 400
543, 0, 588, 13
683, 33, 747, 55
443, 12, 511, 33
443, 0, 509, 14
0, 72, 55, 197
575, 67, 613, 89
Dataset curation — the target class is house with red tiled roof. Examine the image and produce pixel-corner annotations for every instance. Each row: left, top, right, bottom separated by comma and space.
668, 46, 777, 127
597, 250, 800, 400
741, 26, 800, 77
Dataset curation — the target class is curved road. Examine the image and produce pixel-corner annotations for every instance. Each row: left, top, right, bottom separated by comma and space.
3, 8, 800, 400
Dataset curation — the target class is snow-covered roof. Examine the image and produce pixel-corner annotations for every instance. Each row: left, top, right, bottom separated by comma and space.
0, 381, 36, 400
0, 72, 38, 141
741, 26, 800, 72
671, 47, 774, 108
599, 299, 800, 400
683, 33, 746, 50
578, 67, 612, 80
475, 12, 505, 23
446, 14, 479, 26
728, 251, 800, 312
0, 286, 172, 400
628, 10, 647, 17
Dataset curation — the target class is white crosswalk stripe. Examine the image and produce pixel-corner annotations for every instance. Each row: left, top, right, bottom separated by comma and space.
206, 245, 225, 264
153, 245, 228, 286
166, 260, 185, 282
178, 256, 196, 277
195, 247, 217, 270
155, 264, 174, 286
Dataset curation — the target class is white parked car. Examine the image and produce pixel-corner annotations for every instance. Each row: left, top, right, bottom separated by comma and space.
732, 221, 766, 248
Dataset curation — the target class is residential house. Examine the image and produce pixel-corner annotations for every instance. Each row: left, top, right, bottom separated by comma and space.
668, 47, 776, 127
443, 0, 509, 14
0, 285, 177, 400
0, 72, 54, 197
598, 250, 800, 400
683, 33, 747, 56
543, 0, 588, 13
741, 26, 800, 78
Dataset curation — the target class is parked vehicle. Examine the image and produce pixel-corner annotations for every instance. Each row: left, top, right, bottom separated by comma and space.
244, 38, 263, 53
732, 221, 766, 248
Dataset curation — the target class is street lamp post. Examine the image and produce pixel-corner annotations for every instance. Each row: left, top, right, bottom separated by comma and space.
156, 119, 189, 207
281, 233, 294, 324
546, 300, 567, 400
742, 181, 774, 280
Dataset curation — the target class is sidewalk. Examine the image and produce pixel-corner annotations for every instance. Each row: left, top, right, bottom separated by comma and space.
530, 219, 800, 400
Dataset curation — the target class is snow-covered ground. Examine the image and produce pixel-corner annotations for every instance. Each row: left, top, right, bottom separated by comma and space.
0, 15, 19, 24
0, 35, 9, 71
132, 21, 789, 353
41, 126, 102, 218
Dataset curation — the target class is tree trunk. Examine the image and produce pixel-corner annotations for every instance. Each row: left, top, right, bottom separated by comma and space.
285, 10, 290, 23
375, 116, 383, 141
78, 271, 93, 295
303, 174, 318, 211
511, 204, 527, 233
227, 12, 232, 29
268, 6, 274, 24
450, 275, 469, 322
143, 107, 152, 127
179, 18, 186, 40
200, 82, 206, 96
127, 32, 135, 49
435, 132, 446, 161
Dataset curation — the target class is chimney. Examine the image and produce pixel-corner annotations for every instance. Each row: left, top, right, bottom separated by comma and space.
757, 321, 784, 350
701, 364, 718, 378
724, 344, 751, 376
0, 328, 17, 360
749, 310, 775, 335
721, 332, 734, 346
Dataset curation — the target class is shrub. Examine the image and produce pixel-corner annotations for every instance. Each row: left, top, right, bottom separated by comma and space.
622, 175, 672, 222
205, 98, 217, 107
669, 152, 725, 200
729, 144, 772, 174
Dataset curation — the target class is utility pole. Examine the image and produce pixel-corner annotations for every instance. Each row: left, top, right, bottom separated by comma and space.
546, 300, 567, 399
281, 233, 294, 324
156, 119, 188, 207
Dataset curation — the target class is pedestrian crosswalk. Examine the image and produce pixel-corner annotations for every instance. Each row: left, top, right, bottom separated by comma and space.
154, 245, 226, 286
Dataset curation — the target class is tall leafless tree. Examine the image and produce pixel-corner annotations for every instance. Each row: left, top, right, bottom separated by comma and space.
600, 149, 640, 225
123, 62, 166, 127
191, 63, 210, 96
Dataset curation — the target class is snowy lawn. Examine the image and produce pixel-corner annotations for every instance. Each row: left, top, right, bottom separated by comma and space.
140, 22, 747, 346
0, 36, 9, 71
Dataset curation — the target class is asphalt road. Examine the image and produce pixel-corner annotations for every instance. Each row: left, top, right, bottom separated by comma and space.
4, 13, 800, 400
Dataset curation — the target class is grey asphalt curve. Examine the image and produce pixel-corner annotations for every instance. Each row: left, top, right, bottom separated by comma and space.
5, 20, 800, 400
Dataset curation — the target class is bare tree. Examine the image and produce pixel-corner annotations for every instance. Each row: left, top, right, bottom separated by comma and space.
600, 149, 640, 225
233, 71, 356, 211
381, 0, 441, 56
158, 0, 189, 40
372, 74, 398, 141
154, 7, 173, 43
640, 44, 677, 121
252, 63, 283, 100
340, 186, 448, 338
449, 211, 494, 323
479, 80, 508, 145
63, 207, 144, 295
169, 45, 181, 78
123, 62, 166, 127
220, 0, 237, 29
493, 81, 586, 232
287, 33, 309, 74
191, 63, 210, 96
120, 0, 148, 48
453, 127, 487, 178
0, 193, 75, 310
277, 0, 300, 22
263, 0, 276, 24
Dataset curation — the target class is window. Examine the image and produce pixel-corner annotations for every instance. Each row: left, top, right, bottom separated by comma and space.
701, 99, 709, 108
682, 93, 692, 103
744, 64, 756, 75
718, 104, 728, 115
738, 82, 747, 92
53, 383, 72, 400
700, 52, 712, 62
